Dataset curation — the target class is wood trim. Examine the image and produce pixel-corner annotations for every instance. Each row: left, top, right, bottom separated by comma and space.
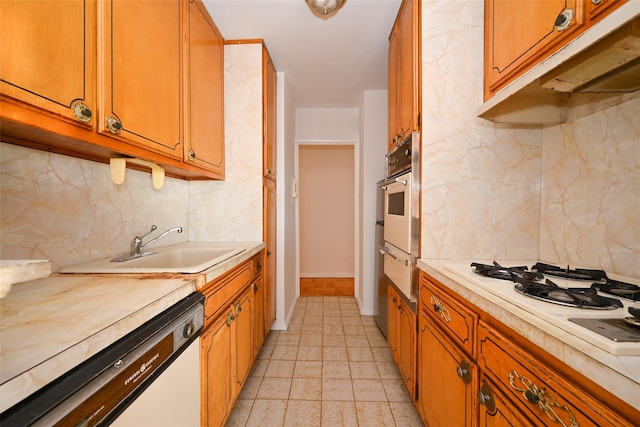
300, 277, 354, 296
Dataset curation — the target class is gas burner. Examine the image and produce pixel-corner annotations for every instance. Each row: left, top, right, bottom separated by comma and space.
514, 278, 623, 309
592, 278, 640, 303
471, 262, 543, 281
531, 262, 608, 281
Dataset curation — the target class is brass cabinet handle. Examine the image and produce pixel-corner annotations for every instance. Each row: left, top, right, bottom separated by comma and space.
71, 101, 92, 123
430, 295, 451, 323
106, 116, 122, 134
478, 383, 496, 415
456, 359, 472, 384
253, 283, 259, 294
508, 370, 578, 427
554, 9, 574, 32
591, 0, 604, 4
235, 303, 242, 316
226, 311, 235, 326
188, 149, 196, 160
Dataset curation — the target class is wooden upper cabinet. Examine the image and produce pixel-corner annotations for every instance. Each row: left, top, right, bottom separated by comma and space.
99, 0, 182, 159
484, 0, 586, 100
0, 0, 95, 126
185, 0, 225, 178
398, 0, 419, 142
388, 0, 420, 152
263, 48, 277, 180
388, 21, 400, 152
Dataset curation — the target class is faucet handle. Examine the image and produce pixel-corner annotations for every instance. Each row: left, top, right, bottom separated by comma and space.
137, 225, 158, 240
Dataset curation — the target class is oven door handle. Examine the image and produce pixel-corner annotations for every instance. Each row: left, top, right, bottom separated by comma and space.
379, 246, 409, 266
382, 177, 408, 188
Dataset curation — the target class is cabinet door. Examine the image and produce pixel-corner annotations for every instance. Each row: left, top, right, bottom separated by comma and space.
263, 49, 277, 180
397, 298, 416, 398
185, 0, 225, 177
478, 378, 536, 427
586, 0, 626, 21
417, 311, 478, 427
484, 0, 585, 99
388, 20, 400, 151
398, 0, 419, 142
99, 0, 182, 158
201, 308, 234, 427
233, 286, 254, 394
387, 286, 399, 362
253, 277, 266, 356
0, 0, 95, 126
263, 182, 277, 333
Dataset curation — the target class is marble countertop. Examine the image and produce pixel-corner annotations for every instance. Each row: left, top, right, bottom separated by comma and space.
417, 259, 640, 412
0, 241, 264, 413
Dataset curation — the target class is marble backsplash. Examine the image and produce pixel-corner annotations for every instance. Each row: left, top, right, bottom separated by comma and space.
539, 97, 640, 278
0, 143, 190, 271
420, 0, 639, 278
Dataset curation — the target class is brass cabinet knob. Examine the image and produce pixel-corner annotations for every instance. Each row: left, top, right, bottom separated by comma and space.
456, 360, 472, 384
106, 116, 122, 135
71, 101, 92, 123
188, 149, 196, 160
477, 384, 496, 414
554, 9, 574, 32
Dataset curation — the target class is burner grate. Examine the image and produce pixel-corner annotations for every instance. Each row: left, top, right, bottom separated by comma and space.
513, 278, 623, 310
471, 262, 542, 281
592, 278, 640, 303
531, 262, 607, 281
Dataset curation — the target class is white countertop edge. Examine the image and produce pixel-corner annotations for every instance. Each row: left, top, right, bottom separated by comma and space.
417, 259, 640, 412
199, 242, 265, 285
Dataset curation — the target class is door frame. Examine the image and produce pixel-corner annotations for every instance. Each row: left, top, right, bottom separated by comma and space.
294, 139, 360, 301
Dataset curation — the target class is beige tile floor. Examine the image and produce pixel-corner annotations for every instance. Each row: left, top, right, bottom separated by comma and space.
226, 296, 424, 426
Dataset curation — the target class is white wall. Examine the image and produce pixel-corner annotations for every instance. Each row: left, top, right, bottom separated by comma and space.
296, 108, 360, 140
359, 90, 388, 315
274, 70, 298, 330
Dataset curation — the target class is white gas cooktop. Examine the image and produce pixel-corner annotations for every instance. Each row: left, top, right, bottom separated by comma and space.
442, 262, 640, 356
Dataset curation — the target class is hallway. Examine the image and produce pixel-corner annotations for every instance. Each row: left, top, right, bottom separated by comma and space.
226, 296, 424, 426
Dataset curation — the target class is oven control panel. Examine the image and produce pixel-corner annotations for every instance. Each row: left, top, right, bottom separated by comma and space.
387, 136, 413, 177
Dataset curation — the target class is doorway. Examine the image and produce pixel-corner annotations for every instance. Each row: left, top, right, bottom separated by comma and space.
298, 144, 355, 296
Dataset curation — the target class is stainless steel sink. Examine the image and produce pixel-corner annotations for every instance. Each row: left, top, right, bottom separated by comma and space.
60, 245, 246, 274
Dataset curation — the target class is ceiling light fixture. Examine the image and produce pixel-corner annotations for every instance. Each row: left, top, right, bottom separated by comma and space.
305, 0, 347, 20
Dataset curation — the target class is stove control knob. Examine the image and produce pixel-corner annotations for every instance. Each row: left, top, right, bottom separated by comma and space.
404, 147, 411, 157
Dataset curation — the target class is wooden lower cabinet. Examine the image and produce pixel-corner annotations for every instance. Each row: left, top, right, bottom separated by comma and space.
417, 270, 637, 427
387, 284, 416, 399
200, 252, 267, 427
417, 310, 478, 426
201, 308, 234, 427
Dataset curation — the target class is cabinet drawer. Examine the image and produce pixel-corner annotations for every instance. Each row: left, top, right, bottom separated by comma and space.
420, 274, 477, 356
202, 263, 251, 326
478, 322, 631, 427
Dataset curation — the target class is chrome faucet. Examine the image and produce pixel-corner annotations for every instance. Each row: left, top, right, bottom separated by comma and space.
111, 225, 183, 262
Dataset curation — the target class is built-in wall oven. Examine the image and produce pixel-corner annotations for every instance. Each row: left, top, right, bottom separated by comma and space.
0, 293, 204, 427
380, 131, 420, 304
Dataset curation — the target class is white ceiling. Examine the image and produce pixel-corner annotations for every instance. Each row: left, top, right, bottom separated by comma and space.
202, 0, 402, 108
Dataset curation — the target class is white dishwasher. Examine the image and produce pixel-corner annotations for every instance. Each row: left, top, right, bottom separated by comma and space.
0, 293, 204, 427
111, 338, 200, 427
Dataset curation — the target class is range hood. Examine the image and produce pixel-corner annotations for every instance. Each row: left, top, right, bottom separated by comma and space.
540, 18, 640, 93
478, 4, 640, 124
